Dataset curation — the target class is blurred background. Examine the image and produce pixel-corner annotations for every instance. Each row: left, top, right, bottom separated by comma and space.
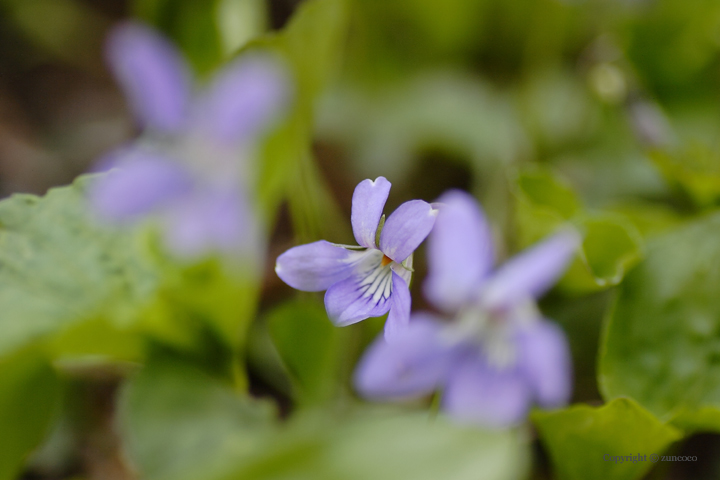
3, 0, 720, 478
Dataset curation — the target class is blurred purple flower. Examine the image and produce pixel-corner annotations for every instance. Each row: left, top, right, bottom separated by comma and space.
354, 190, 579, 428
88, 21, 290, 259
275, 177, 437, 339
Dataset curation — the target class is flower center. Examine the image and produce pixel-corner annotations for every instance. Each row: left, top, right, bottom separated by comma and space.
359, 260, 393, 302
380, 254, 393, 267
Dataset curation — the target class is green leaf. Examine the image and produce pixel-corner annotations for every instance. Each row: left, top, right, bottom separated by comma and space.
606, 202, 683, 238
0, 175, 259, 378
250, 0, 350, 240
213, 409, 530, 480
513, 167, 643, 293
49, 317, 145, 363
532, 398, 682, 480
0, 176, 159, 358
514, 167, 580, 247
651, 145, 720, 208
580, 217, 643, 285
671, 406, 720, 433
133, 0, 226, 74
141, 257, 260, 353
0, 346, 63, 480
559, 215, 644, 293
118, 357, 277, 480
266, 299, 342, 405
133, 0, 268, 73
516, 167, 581, 219
599, 211, 720, 424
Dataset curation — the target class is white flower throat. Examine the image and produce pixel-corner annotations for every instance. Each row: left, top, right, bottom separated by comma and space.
346, 249, 413, 304
450, 298, 540, 369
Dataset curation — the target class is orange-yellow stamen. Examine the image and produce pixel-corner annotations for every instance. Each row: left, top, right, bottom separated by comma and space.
381, 255, 393, 267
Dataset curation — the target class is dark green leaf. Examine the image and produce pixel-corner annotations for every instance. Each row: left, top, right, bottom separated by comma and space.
0, 347, 63, 480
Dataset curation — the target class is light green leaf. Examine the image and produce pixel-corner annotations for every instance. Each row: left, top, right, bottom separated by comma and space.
141, 257, 260, 354
0, 174, 259, 379
559, 215, 644, 293
49, 317, 145, 363
267, 299, 342, 405
213, 409, 530, 480
606, 202, 683, 238
514, 167, 580, 247
0, 346, 63, 480
118, 357, 278, 480
532, 398, 682, 480
516, 167, 581, 219
651, 145, 720, 208
513, 167, 643, 293
0, 176, 159, 358
248, 0, 351, 241
599, 211, 720, 424
671, 406, 720, 433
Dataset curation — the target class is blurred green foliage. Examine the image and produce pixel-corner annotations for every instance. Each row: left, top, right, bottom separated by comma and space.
119, 356, 277, 480
532, 398, 682, 480
0, 177, 159, 359
0, 347, 62, 480
209, 409, 529, 480
267, 299, 343, 405
4, 0, 720, 478
513, 167, 643, 293
250, 0, 350, 242
600, 212, 720, 425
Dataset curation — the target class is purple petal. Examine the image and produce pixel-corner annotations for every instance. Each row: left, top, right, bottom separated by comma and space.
194, 55, 290, 145
443, 357, 532, 428
275, 241, 359, 292
324, 253, 394, 326
354, 314, 455, 399
379, 200, 438, 263
351, 177, 391, 249
516, 321, 572, 408
88, 147, 192, 221
384, 272, 411, 342
106, 21, 191, 133
161, 188, 254, 259
482, 230, 580, 309
424, 190, 494, 313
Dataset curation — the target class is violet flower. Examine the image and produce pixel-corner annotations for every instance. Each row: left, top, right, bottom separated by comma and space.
275, 177, 437, 339
354, 190, 579, 428
89, 21, 289, 260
